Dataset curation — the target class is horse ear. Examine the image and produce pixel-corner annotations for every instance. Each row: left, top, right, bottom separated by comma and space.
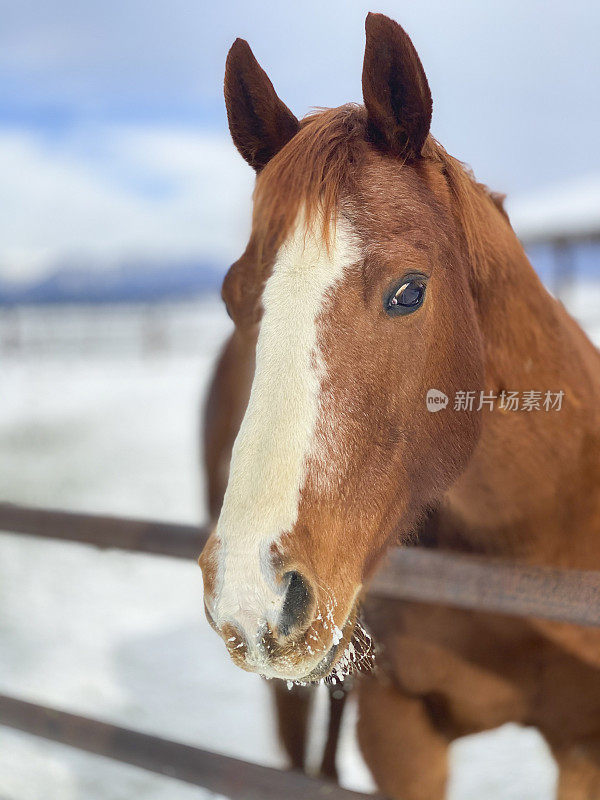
224, 38, 299, 171
362, 13, 432, 159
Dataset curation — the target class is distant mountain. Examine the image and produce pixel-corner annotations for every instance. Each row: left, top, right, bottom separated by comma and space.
0, 259, 224, 305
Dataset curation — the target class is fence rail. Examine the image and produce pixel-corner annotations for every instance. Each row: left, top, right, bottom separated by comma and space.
0, 503, 205, 558
3, 501, 600, 798
3, 502, 600, 627
0, 694, 372, 800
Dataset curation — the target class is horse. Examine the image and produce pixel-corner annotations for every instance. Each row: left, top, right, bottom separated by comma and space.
199, 13, 600, 799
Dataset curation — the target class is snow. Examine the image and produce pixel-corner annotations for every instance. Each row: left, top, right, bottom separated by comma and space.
1, 286, 599, 799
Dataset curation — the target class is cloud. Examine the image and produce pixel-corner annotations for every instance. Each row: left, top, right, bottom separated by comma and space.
1, 0, 600, 280
0, 125, 254, 280
2, 0, 600, 202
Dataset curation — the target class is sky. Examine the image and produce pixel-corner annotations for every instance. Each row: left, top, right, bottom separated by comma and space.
1, 0, 599, 280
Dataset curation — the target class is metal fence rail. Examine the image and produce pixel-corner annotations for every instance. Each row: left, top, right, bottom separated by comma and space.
2, 502, 600, 627
0, 694, 373, 800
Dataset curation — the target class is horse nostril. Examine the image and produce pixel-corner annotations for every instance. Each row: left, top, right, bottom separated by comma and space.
279, 570, 313, 637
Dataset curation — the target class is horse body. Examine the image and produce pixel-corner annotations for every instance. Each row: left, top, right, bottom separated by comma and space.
200, 13, 600, 798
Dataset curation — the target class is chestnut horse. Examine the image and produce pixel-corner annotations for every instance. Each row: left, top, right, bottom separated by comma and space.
200, 14, 600, 799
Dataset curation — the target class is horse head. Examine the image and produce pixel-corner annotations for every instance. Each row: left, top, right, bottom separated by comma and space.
200, 14, 487, 682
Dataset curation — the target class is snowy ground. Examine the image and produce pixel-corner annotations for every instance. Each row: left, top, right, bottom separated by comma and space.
1, 285, 599, 800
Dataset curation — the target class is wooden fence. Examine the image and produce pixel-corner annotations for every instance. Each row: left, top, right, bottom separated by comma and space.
3, 501, 600, 797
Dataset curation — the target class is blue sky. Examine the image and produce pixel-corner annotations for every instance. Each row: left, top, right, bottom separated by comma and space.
1, 0, 599, 279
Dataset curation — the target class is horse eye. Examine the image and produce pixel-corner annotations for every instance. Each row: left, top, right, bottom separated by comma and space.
385, 277, 427, 316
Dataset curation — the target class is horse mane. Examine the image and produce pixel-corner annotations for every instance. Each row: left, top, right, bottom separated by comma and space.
253, 105, 366, 258
252, 103, 508, 275
422, 138, 510, 280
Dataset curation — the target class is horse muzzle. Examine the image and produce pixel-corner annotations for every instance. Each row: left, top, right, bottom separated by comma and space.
199, 536, 361, 681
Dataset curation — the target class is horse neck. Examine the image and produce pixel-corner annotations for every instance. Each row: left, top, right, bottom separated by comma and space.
444, 197, 600, 564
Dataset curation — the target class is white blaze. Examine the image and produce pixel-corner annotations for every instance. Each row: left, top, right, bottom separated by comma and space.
210, 212, 360, 643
